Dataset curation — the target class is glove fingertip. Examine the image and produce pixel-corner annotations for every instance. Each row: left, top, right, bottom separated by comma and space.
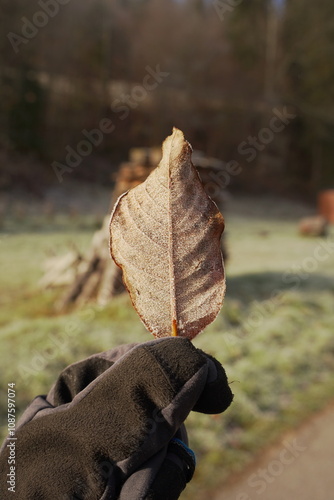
193, 357, 234, 414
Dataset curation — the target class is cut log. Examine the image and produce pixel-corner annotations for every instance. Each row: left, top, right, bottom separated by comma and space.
39, 251, 81, 288
299, 216, 328, 237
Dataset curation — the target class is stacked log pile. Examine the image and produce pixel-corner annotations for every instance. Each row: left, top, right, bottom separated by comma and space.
40, 148, 228, 311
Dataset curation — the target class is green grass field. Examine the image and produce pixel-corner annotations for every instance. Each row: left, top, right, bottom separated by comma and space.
1, 195, 334, 498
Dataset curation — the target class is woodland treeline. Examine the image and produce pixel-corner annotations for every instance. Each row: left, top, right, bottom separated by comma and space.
1, 0, 334, 197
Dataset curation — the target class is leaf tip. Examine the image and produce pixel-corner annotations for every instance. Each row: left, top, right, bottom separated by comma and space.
171, 126, 184, 138
162, 128, 192, 165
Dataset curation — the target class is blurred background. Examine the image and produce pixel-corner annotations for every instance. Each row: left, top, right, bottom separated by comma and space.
1, 0, 334, 499
1, 0, 334, 195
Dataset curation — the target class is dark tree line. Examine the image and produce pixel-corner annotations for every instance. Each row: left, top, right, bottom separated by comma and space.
0, 0, 334, 196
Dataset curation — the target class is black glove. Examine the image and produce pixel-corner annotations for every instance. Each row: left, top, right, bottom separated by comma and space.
0, 337, 233, 499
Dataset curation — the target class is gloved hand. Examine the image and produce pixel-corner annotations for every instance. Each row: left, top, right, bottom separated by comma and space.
0, 337, 233, 500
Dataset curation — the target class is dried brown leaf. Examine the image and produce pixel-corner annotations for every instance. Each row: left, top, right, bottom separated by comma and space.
109, 128, 225, 339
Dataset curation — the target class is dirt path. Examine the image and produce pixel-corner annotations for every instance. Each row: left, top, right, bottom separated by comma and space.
213, 403, 334, 500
